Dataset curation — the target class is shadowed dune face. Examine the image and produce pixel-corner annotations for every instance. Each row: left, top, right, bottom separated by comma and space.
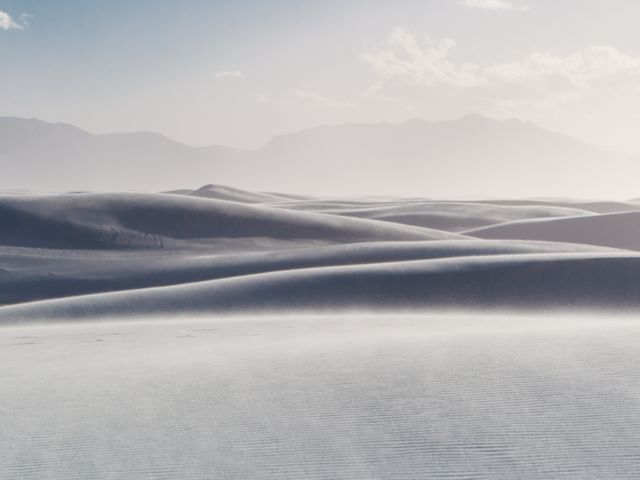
475, 199, 640, 214
0, 193, 458, 250
467, 211, 640, 251
0, 240, 617, 306
0, 185, 640, 322
3, 252, 640, 322
307, 202, 593, 232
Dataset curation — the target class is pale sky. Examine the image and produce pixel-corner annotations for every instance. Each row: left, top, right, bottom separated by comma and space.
2, 0, 640, 153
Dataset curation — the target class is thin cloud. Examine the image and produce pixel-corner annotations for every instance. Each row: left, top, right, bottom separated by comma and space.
361, 28, 477, 90
294, 90, 354, 109
0, 11, 25, 31
214, 71, 244, 80
462, 0, 529, 11
362, 28, 640, 99
256, 93, 270, 104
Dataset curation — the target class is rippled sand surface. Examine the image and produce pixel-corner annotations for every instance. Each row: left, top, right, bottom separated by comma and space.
3, 314, 640, 479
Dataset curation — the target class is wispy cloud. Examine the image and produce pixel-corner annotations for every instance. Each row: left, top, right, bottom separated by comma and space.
462, 0, 529, 11
214, 71, 244, 80
361, 28, 476, 91
294, 90, 354, 109
256, 93, 270, 104
362, 28, 640, 99
0, 11, 26, 31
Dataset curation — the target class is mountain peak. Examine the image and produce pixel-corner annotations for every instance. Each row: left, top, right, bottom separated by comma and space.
0, 116, 90, 136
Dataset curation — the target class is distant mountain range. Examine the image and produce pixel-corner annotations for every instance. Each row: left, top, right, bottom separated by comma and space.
1, 114, 638, 198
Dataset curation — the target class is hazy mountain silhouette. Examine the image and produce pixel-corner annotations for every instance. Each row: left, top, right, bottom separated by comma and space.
0, 117, 241, 192
1, 115, 639, 197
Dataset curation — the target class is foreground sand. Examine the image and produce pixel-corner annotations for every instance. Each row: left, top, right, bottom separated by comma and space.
3, 314, 640, 479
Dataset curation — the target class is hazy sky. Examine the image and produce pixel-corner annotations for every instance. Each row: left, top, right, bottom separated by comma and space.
2, 0, 640, 152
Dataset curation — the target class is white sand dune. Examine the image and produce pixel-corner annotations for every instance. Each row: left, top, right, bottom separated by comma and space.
0, 187, 639, 322
474, 198, 640, 214
273, 197, 640, 216
0, 192, 458, 250
4, 252, 640, 322
171, 183, 294, 204
314, 202, 592, 232
3, 186, 640, 479
0, 239, 615, 305
467, 211, 640, 250
3, 314, 640, 479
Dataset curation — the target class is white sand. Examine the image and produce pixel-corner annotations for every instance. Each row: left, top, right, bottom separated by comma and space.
2, 187, 640, 477
1, 189, 640, 321
2, 314, 640, 479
